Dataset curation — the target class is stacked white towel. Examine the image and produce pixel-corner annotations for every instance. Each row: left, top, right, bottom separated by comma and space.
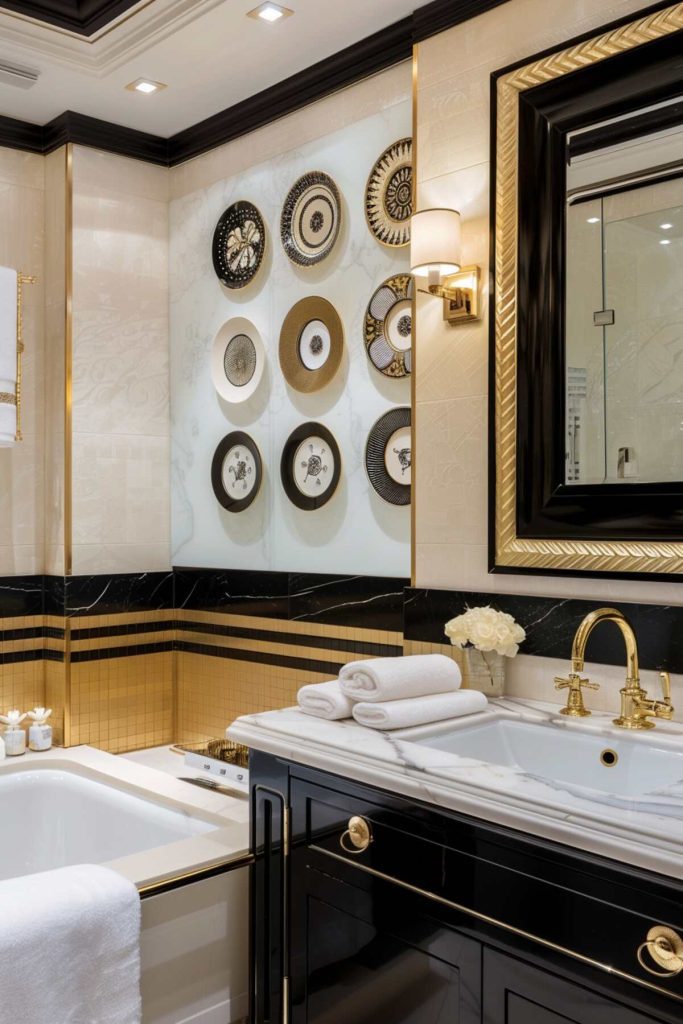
0, 265, 18, 447
0, 863, 142, 1024
297, 653, 487, 728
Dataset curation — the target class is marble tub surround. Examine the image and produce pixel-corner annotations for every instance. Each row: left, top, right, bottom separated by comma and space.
229, 697, 683, 878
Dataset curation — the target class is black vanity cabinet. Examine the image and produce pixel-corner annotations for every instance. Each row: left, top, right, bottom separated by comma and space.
249, 752, 683, 1024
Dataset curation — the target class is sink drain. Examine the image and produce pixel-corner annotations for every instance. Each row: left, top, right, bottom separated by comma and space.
600, 748, 618, 768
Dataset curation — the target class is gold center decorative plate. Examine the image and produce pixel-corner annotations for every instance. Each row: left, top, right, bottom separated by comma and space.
279, 296, 344, 393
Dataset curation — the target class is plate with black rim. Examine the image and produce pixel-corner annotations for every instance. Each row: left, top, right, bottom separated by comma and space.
281, 171, 342, 266
365, 138, 413, 247
211, 432, 263, 513
281, 422, 341, 510
279, 296, 344, 393
364, 273, 413, 379
366, 407, 411, 506
212, 200, 266, 289
211, 317, 266, 403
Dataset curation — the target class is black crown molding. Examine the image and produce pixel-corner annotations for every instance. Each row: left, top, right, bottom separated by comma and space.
0, 0, 141, 36
0, 0, 510, 167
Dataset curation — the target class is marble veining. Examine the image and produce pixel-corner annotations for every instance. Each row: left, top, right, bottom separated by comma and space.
229, 697, 683, 878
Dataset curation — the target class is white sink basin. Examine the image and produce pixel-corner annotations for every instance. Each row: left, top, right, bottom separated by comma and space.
406, 718, 683, 798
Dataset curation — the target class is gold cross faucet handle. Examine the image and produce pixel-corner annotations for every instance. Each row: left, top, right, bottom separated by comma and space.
554, 673, 599, 717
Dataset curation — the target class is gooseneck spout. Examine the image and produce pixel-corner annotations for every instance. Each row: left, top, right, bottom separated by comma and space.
571, 607, 639, 686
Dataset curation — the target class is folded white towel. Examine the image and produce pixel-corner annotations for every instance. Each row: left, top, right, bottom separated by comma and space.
298, 680, 354, 720
340, 653, 461, 703
0, 863, 141, 1024
352, 689, 488, 730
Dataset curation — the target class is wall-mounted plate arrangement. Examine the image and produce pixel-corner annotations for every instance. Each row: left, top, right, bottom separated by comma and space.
211, 431, 263, 513
366, 407, 411, 506
281, 422, 341, 510
279, 296, 344, 393
211, 317, 266, 404
281, 172, 342, 266
212, 200, 266, 289
365, 138, 413, 247
364, 273, 413, 378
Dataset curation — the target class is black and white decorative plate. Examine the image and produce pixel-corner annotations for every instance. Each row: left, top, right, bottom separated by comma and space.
366, 407, 411, 506
365, 138, 413, 247
211, 317, 266, 403
212, 201, 266, 289
211, 432, 263, 513
364, 273, 413, 378
281, 422, 341, 510
279, 296, 344, 393
281, 172, 341, 266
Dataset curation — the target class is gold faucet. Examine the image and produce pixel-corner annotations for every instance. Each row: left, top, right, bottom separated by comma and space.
555, 607, 673, 730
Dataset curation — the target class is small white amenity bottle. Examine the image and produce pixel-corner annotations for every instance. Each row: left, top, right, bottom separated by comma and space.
28, 708, 52, 751
0, 710, 27, 756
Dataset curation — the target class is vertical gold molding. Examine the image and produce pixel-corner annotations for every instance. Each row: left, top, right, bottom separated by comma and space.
63, 143, 74, 745
410, 43, 418, 588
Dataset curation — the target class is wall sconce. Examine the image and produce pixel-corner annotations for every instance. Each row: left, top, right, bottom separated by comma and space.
410, 208, 481, 323
0, 267, 36, 447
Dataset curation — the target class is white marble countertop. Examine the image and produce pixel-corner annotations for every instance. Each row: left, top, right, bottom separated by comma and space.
228, 697, 683, 880
0, 745, 250, 890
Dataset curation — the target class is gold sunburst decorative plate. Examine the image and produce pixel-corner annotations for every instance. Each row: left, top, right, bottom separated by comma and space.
279, 296, 344, 393
364, 273, 413, 378
365, 138, 413, 247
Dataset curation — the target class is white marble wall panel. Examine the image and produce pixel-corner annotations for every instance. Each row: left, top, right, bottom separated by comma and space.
170, 79, 412, 575
0, 147, 45, 576
71, 147, 170, 574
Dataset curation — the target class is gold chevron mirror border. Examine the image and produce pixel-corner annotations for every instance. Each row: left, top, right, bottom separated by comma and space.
493, 2, 683, 577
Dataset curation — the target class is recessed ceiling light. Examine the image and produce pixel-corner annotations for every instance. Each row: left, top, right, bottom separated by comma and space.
660, 222, 673, 230
586, 217, 600, 224
125, 78, 167, 95
247, 3, 293, 22
660, 239, 671, 245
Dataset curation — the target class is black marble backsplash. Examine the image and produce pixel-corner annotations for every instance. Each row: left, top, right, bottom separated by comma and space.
45, 572, 173, 617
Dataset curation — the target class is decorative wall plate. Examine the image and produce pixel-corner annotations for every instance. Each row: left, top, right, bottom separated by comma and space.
366, 407, 411, 506
212, 201, 266, 289
211, 432, 263, 513
365, 138, 413, 247
281, 422, 341, 510
279, 296, 344, 393
211, 317, 265, 404
364, 273, 413, 378
281, 172, 341, 266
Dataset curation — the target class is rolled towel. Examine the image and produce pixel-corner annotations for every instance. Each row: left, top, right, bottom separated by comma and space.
298, 680, 355, 721
352, 689, 487, 731
340, 653, 461, 703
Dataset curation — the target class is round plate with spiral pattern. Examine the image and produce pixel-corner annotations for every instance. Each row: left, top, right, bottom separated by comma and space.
212, 200, 266, 289
211, 431, 262, 513
279, 296, 344, 393
366, 407, 411, 506
364, 273, 413, 379
281, 422, 341, 511
365, 138, 413, 247
281, 171, 342, 266
211, 317, 266, 403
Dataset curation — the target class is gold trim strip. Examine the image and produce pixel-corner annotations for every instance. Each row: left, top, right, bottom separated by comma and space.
63, 144, 74, 746
137, 853, 253, 897
312, 845, 683, 1005
494, 3, 683, 576
410, 43, 418, 588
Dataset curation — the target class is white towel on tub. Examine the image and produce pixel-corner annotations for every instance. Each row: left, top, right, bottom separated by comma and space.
0, 863, 141, 1024
339, 653, 461, 703
352, 689, 488, 730
298, 680, 354, 720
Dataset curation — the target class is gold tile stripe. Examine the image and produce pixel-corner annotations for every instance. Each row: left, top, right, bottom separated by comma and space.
494, 3, 683, 575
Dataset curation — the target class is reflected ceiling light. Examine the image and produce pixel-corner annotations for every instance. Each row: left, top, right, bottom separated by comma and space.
247, 2, 293, 21
125, 78, 167, 94
660, 239, 671, 245
586, 217, 600, 224
660, 222, 673, 230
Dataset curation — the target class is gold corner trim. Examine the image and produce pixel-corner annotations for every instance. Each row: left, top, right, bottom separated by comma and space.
493, 3, 683, 576
64, 143, 73, 579
410, 42, 418, 588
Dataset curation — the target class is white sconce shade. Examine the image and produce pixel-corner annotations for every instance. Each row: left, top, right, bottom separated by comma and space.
0, 266, 18, 447
410, 208, 462, 277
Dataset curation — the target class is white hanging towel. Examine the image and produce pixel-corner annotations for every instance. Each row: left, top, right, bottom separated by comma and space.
0, 265, 18, 447
340, 653, 461, 703
352, 689, 488, 730
0, 863, 141, 1024
298, 679, 354, 720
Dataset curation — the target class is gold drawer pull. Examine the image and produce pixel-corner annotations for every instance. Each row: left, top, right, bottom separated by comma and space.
637, 926, 683, 978
340, 815, 373, 855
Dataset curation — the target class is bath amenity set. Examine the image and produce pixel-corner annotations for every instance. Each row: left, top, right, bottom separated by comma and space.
0, 708, 52, 757
297, 653, 487, 729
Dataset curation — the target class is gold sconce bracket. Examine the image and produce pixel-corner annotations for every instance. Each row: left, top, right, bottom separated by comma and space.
418, 265, 481, 323
15, 272, 36, 442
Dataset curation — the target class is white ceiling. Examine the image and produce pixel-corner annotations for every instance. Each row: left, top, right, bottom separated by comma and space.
0, 0, 422, 136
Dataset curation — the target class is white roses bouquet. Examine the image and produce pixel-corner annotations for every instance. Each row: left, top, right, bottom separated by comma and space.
444, 605, 525, 658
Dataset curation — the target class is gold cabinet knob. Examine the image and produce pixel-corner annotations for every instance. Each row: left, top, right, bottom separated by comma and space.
339, 815, 373, 855
637, 926, 683, 978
